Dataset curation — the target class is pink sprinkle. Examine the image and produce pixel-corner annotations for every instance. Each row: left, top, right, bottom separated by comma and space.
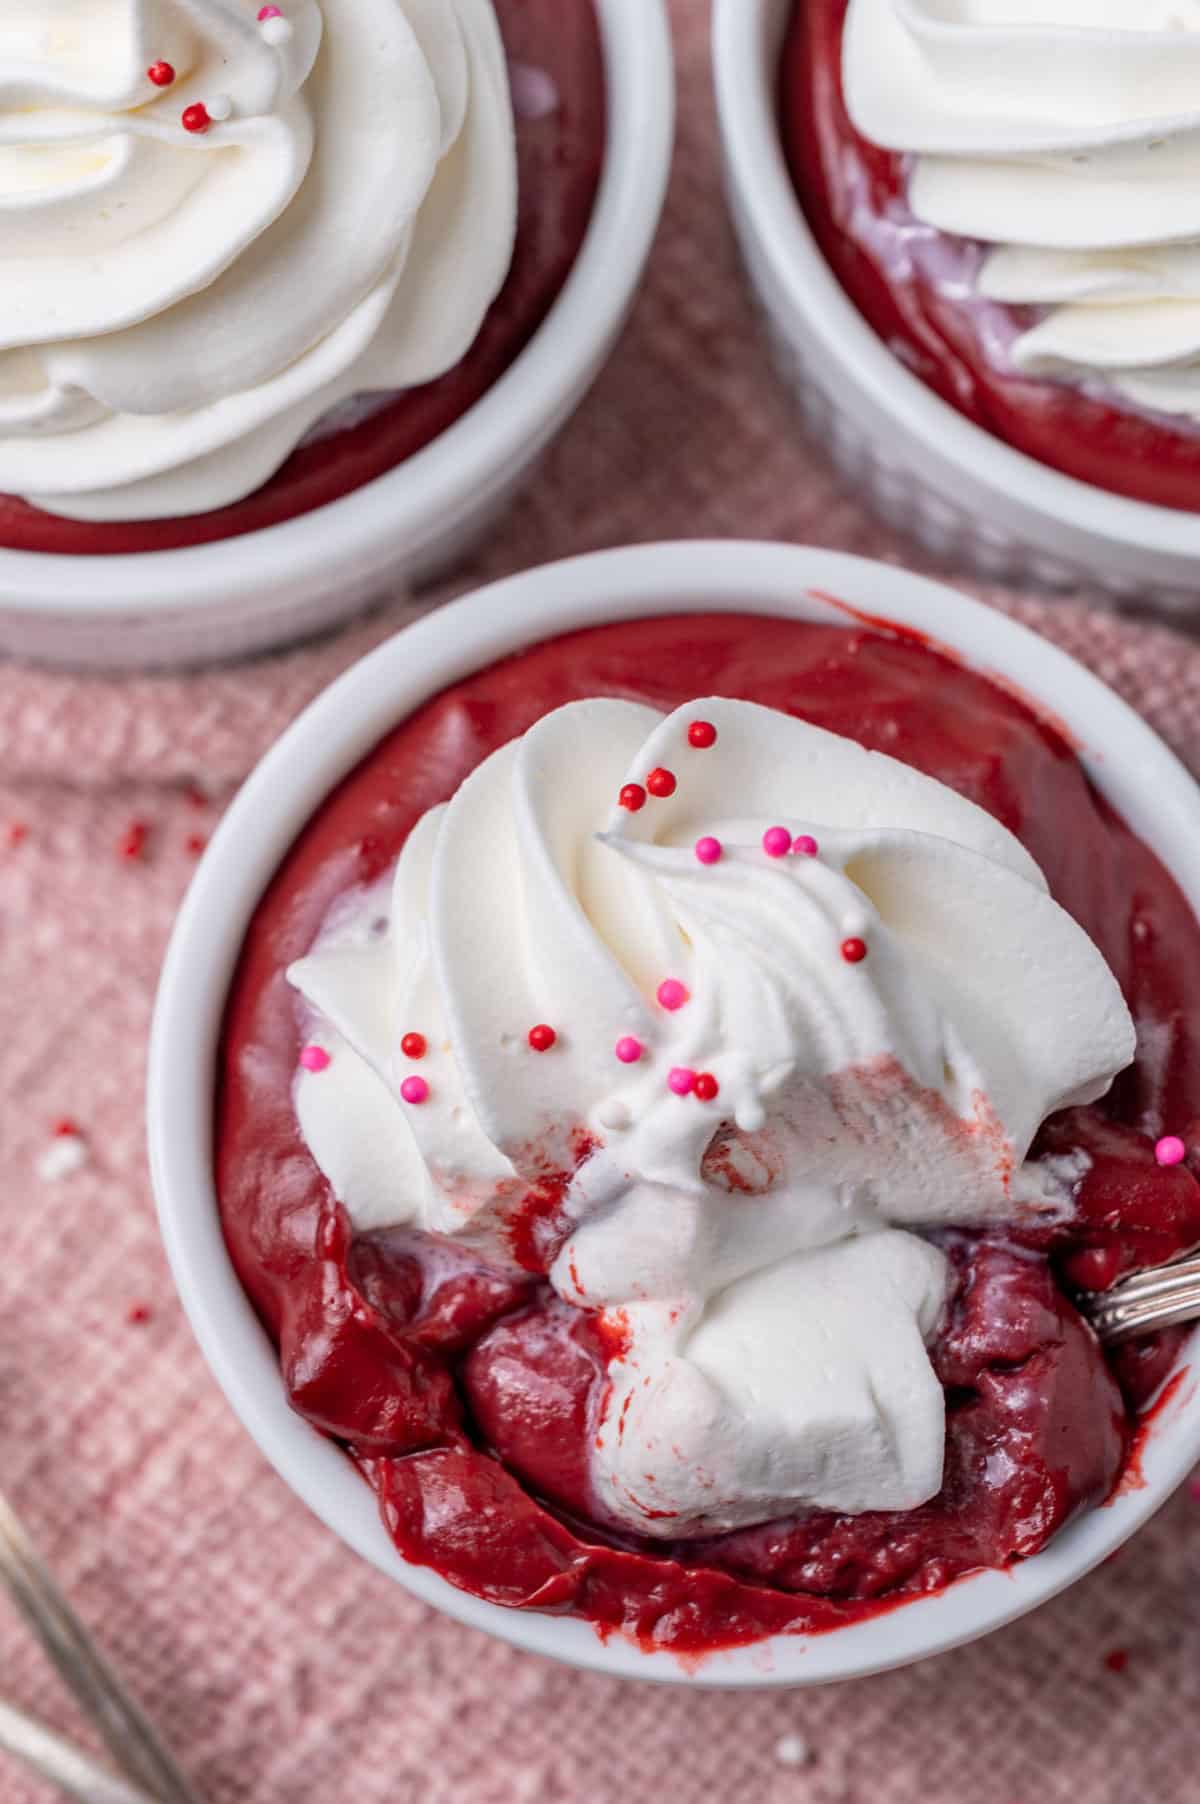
299, 1045, 330, 1073
762, 827, 792, 859
668, 1068, 697, 1097
615, 1036, 644, 1065
1156, 1135, 1187, 1167
656, 979, 689, 1012
401, 1076, 430, 1106
694, 836, 723, 866
508, 60, 559, 120
793, 835, 819, 858
257, 5, 282, 16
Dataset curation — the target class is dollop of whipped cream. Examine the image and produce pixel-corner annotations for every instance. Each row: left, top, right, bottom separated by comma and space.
844, 1, 1200, 418
288, 697, 1134, 1536
0, 0, 516, 519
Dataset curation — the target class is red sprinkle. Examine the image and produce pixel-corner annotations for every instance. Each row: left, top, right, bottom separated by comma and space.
528, 1024, 558, 1053
182, 103, 211, 133
619, 784, 647, 813
646, 768, 677, 799
52, 1118, 80, 1139
841, 937, 868, 964
1104, 1649, 1130, 1675
688, 721, 717, 749
5, 822, 28, 848
184, 833, 207, 858
118, 820, 148, 861
694, 1073, 720, 1103
147, 61, 176, 86
401, 1032, 428, 1060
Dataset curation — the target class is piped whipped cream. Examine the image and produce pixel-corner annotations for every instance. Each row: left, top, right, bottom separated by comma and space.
0, 0, 517, 520
288, 697, 1134, 1536
844, 1, 1200, 418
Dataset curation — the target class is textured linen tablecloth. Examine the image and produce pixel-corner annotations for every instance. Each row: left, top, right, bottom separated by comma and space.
2, 6, 1199, 1801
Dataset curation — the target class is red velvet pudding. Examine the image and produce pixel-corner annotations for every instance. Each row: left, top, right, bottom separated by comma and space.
781, 2, 1200, 513
0, 0, 604, 555
216, 611, 1200, 1657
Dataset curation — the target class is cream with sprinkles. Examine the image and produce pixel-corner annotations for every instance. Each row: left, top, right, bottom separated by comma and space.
286, 696, 1135, 1535
0, 0, 517, 521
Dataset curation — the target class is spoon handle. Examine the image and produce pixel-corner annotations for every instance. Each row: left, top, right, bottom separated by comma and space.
0, 1696, 159, 1804
0, 1489, 201, 1804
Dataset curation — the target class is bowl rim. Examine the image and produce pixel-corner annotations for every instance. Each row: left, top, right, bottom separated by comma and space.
711, 0, 1200, 564
148, 540, 1200, 1688
0, 0, 675, 618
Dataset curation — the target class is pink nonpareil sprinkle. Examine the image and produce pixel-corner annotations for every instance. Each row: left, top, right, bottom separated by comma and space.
793, 835, 819, 857
668, 1068, 697, 1097
299, 1045, 331, 1073
1155, 1135, 1187, 1167
508, 61, 560, 120
694, 836, 723, 865
762, 826, 792, 858
615, 1036, 644, 1065
656, 979, 689, 1012
401, 1076, 430, 1106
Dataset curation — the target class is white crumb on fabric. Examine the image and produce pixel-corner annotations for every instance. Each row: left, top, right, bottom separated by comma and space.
774, 1733, 813, 1769
36, 1136, 89, 1182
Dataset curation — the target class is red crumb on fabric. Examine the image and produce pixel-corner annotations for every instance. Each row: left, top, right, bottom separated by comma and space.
52, 1118, 80, 1138
127, 1304, 153, 1326
1104, 1649, 1131, 1674
183, 785, 211, 809
4, 822, 28, 847
118, 821, 149, 862
185, 834, 208, 857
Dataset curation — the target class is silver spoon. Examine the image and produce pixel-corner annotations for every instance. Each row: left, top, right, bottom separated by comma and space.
0, 1486, 201, 1803
1078, 1247, 1200, 1343
0, 1697, 159, 1804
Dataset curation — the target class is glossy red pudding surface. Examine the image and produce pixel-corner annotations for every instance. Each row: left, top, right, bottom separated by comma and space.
0, 0, 604, 556
217, 613, 1200, 1656
782, 0, 1200, 513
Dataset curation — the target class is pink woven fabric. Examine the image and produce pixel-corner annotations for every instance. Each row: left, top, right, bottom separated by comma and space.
2, 6, 1199, 1799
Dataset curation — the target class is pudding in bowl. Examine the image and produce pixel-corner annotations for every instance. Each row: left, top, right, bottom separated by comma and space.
0, 0, 672, 666
0, 0, 601, 551
714, 1, 1200, 607
781, 0, 1200, 514
150, 545, 1200, 1677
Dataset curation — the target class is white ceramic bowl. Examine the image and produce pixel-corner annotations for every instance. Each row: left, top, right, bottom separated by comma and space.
0, 0, 673, 673
713, 0, 1200, 616
149, 540, 1200, 1687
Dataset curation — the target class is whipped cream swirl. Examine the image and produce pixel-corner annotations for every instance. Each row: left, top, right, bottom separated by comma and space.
844, 1, 1200, 418
289, 697, 1134, 1536
0, 0, 516, 520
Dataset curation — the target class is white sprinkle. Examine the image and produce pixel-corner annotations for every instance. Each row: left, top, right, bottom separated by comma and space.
508, 61, 559, 120
36, 1136, 89, 1182
261, 16, 294, 46
774, 1733, 813, 1769
207, 93, 233, 121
